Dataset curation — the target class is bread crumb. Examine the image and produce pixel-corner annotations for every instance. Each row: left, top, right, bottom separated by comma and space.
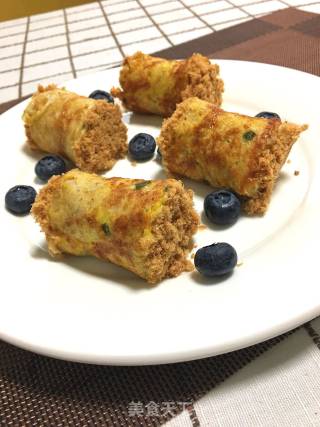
198, 224, 207, 230
191, 253, 195, 259
193, 243, 198, 248
287, 159, 291, 164
294, 170, 300, 176
131, 161, 137, 167
237, 261, 243, 267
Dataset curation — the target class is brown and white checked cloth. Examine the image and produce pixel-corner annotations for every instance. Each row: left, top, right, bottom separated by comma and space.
154, 6, 320, 73
1, 0, 320, 106
1, 7, 320, 427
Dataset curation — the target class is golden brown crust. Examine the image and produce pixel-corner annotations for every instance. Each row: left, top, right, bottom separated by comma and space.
158, 97, 308, 215
23, 84, 127, 173
32, 170, 199, 284
111, 52, 224, 116
145, 186, 198, 281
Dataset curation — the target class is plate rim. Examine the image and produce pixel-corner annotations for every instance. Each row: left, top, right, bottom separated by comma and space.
0, 59, 319, 365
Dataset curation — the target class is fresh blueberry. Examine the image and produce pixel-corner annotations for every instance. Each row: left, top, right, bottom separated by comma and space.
255, 111, 281, 120
204, 190, 240, 226
5, 185, 36, 215
195, 243, 238, 277
129, 133, 156, 161
35, 155, 66, 181
89, 90, 114, 103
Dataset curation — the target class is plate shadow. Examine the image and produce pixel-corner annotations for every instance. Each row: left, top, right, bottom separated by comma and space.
30, 246, 153, 291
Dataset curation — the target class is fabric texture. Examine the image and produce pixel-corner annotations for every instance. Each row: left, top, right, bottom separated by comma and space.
155, 7, 320, 77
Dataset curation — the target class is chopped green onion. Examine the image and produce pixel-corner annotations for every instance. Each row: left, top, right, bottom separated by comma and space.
102, 223, 110, 235
243, 130, 256, 141
135, 181, 151, 190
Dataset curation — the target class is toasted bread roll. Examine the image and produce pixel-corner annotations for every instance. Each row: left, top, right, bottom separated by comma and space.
111, 52, 224, 116
157, 97, 308, 214
32, 169, 199, 284
23, 85, 127, 172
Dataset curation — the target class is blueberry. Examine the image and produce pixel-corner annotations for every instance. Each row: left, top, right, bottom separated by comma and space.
195, 243, 238, 277
89, 90, 114, 103
204, 190, 240, 226
255, 111, 280, 120
35, 155, 66, 181
5, 185, 36, 215
129, 133, 156, 161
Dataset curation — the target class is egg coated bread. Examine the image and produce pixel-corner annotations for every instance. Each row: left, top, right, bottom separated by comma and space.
111, 52, 224, 116
32, 169, 199, 284
157, 97, 308, 215
23, 85, 127, 173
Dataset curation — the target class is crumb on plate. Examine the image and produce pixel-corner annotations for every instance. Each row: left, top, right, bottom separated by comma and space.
198, 224, 207, 230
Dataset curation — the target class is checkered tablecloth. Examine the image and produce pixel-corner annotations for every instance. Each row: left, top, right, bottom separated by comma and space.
1, 0, 320, 104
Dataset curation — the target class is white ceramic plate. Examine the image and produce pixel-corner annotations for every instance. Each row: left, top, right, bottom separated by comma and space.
0, 60, 319, 365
